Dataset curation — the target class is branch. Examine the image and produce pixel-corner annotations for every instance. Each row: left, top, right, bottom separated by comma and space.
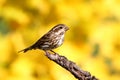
45, 51, 98, 80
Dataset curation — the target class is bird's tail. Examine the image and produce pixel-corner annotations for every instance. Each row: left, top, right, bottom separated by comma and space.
18, 46, 32, 53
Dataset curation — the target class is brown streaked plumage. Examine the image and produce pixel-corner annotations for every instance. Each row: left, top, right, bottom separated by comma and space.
18, 24, 69, 53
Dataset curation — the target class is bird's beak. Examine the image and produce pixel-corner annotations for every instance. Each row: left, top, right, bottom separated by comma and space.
65, 27, 69, 31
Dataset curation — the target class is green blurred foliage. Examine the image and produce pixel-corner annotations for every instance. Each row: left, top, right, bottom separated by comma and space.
0, 0, 120, 80
0, 17, 10, 35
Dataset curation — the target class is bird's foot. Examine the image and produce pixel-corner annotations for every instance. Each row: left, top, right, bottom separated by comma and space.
50, 50, 56, 54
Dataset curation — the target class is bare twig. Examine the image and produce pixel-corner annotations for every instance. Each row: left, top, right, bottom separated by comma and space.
45, 51, 98, 80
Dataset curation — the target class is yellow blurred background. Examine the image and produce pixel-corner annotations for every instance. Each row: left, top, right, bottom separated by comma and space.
0, 0, 120, 80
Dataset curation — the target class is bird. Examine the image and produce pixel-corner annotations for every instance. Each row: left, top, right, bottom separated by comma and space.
18, 24, 69, 53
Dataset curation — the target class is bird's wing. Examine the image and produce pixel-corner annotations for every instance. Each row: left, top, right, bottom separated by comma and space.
32, 32, 53, 46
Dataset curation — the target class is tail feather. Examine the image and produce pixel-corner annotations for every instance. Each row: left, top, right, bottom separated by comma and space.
18, 47, 31, 53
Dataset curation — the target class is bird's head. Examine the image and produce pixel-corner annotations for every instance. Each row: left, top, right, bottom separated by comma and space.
51, 24, 69, 33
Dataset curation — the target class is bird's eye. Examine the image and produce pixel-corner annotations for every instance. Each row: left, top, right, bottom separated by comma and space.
59, 27, 63, 29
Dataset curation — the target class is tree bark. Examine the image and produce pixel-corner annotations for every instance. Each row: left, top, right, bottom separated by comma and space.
45, 51, 98, 80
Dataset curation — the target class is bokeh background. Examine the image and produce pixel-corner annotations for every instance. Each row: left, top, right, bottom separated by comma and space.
0, 0, 120, 80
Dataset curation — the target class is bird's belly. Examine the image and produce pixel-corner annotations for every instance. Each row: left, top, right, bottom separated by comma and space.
40, 35, 64, 50
53, 35, 64, 48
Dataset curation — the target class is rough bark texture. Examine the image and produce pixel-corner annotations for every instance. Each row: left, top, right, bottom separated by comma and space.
45, 51, 98, 80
